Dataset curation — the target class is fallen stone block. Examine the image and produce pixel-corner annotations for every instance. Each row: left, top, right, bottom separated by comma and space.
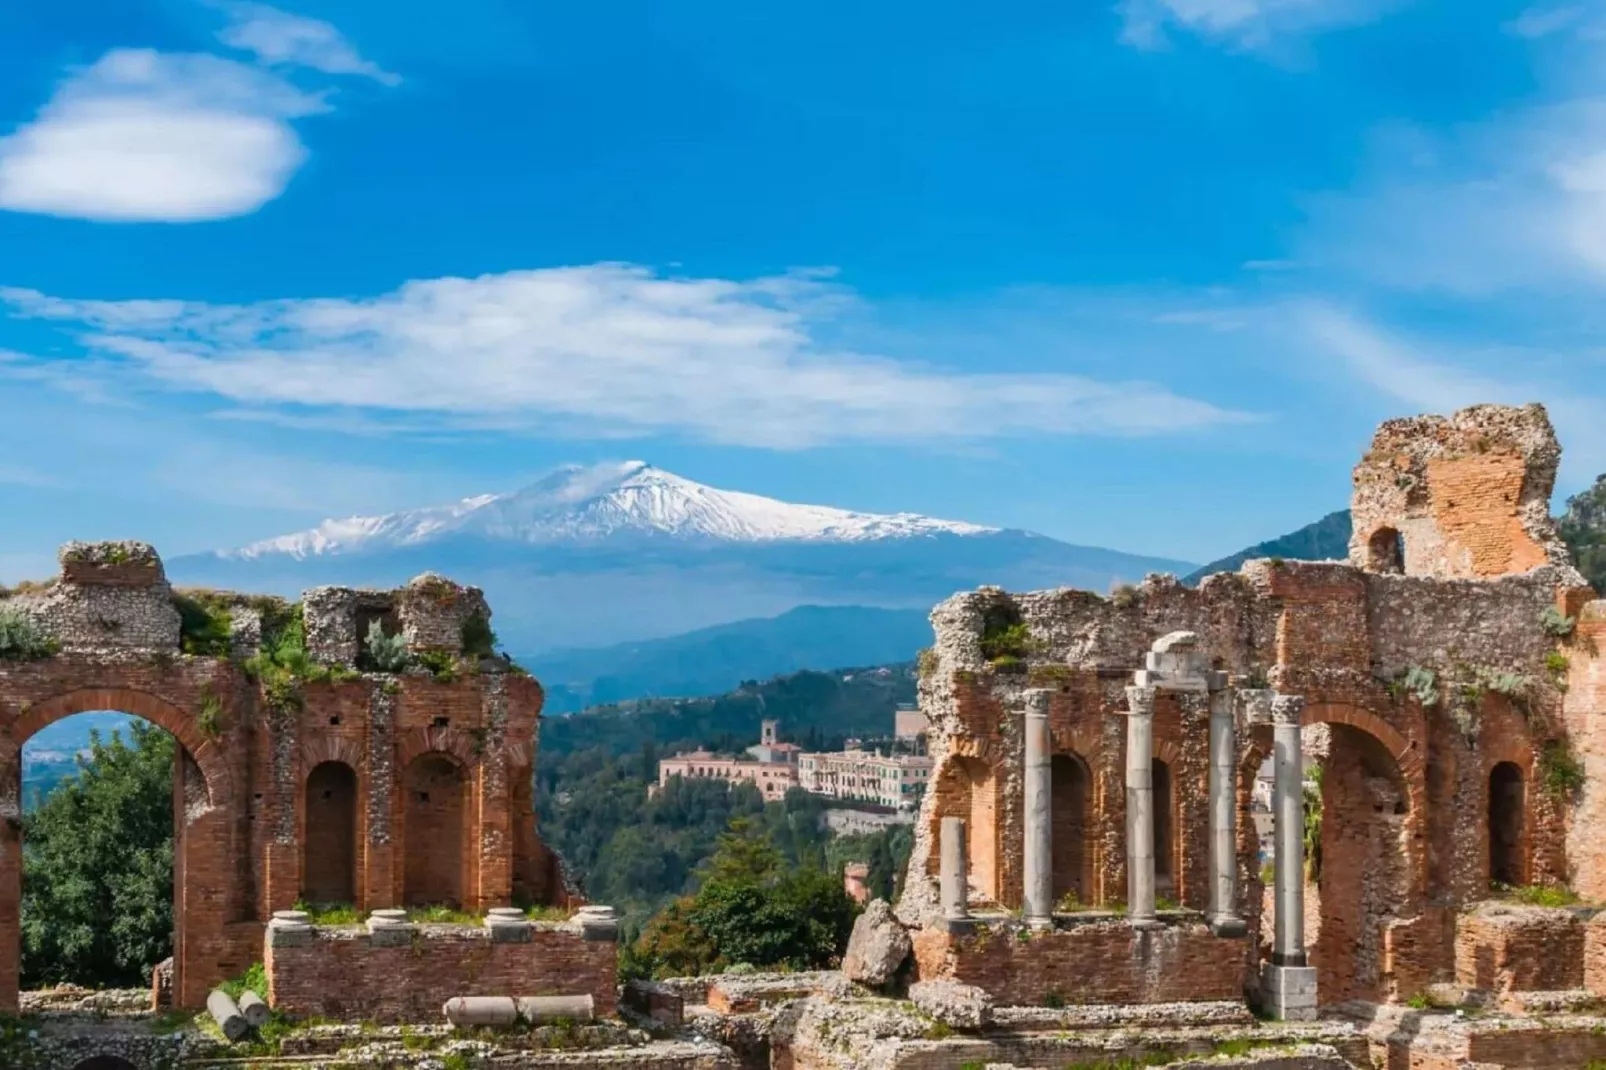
842, 899, 912, 987
909, 979, 994, 1030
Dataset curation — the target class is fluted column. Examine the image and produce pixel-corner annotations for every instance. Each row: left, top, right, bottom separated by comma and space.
1023, 689, 1053, 929
1207, 678, 1245, 935
1124, 685, 1157, 926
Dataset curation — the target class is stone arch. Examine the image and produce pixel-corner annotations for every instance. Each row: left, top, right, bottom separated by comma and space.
397, 724, 479, 771
9, 687, 232, 809
927, 752, 1001, 905
1303, 711, 1419, 1004
1366, 526, 1405, 573
1488, 761, 1526, 888
402, 751, 469, 908
303, 761, 359, 904
1050, 751, 1093, 906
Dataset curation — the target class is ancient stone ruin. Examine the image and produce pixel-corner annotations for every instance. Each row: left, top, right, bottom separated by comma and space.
8, 401, 1606, 1070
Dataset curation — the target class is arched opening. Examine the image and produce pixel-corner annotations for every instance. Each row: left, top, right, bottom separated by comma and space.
1489, 762, 1525, 888
404, 753, 466, 908
72, 1057, 139, 1070
18, 711, 180, 993
1313, 723, 1412, 1004
1050, 754, 1090, 906
927, 756, 999, 905
1153, 758, 1175, 897
1367, 527, 1405, 574
303, 761, 358, 905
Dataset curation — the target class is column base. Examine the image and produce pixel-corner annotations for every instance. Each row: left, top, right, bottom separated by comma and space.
1260, 963, 1318, 1021
1025, 914, 1055, 932
1208, 913, 1248, 938
936, 915, 977, 936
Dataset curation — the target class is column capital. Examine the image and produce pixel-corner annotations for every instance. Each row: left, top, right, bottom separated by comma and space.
1124, 685, 1157, 716
1270, 693, 1306, 726
1023, 688, 1053, 716
1235, 688, 1276, 725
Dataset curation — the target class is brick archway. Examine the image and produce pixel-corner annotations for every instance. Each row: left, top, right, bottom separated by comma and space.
0, 686, 236, 1013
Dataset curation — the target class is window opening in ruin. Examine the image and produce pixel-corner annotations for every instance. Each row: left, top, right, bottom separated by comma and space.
329, 716, 340, 726
404, 753, 467, 908
1367, 527, 1405, 574
1051, 753, 1090, 906
433, 716, 450, 728
1489, 761, 1525, 888
1153, 758, 1175, 891
303, 761, 358, 905
19, 710, 180, 993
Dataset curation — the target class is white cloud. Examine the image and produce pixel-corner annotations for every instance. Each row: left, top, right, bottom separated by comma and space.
0, 49, 324, 222
1116, 0, 1399, 50
218, 3, 400, 86
0, 264, 1251, 449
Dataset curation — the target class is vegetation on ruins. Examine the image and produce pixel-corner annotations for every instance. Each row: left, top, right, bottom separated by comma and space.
979, 603, 1038, 668
1540, 739, 1587, 799
172, 590, 235, 656
0, 604, 57, 660
1540, 604, 1577, 638
622, 817, 857, 978
21, 720, 174, 988
461, 611, 497, 658
361, 619, 410, 672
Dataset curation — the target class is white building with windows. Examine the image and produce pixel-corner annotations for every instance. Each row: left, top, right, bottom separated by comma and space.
798, 744, 932, 809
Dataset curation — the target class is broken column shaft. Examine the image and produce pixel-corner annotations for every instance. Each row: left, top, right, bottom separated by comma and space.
939, 815, 970, 920
1023, 689, 1053, 929
1124, 685, 1158, 926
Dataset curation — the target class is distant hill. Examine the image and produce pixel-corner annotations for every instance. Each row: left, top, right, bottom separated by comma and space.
1184, 510, 1353, 584
540, 662, 918, 763
526, 605, 932, 714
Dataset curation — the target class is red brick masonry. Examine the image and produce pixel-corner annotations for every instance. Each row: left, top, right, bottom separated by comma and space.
913, 917, 1248, 1006
267, 924, 618, 1022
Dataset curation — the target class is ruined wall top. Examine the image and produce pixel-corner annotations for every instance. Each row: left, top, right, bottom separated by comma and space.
1348, 403, 1579, 581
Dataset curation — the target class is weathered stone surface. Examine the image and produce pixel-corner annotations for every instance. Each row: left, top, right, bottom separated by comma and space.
841, 899, 911, 986
909, 979, 993, 1029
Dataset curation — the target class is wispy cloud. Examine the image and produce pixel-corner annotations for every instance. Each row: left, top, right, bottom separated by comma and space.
217, 3, 400, 86
1116, 0, 1402, 51
0, 264, 1252, 449
0, 6, 393, 223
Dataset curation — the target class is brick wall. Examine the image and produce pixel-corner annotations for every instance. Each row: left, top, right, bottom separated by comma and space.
912, 918, 1248, 1005
266, 924, 617, 1022
1454, 904, 1585, 993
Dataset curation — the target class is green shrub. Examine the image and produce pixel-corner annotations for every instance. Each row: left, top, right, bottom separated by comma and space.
196, 690, 224, 738
1402, 666, 1439, 707
416, 649, 460, 682
1545, 651, 1571, 677
172, 592, 233, 657
1541, 605, 1578, 638
1541, 740, 1586, 799
0, 604, 56, 661
979, 605, 1036, 664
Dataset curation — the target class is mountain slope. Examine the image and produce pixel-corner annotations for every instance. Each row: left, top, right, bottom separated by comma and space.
527, 605, 932, 714
172, 462, 1196, 653
1184, 510, 1353, 584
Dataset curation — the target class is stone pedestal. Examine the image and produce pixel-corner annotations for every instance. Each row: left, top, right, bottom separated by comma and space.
1260, 963, 1318, 1021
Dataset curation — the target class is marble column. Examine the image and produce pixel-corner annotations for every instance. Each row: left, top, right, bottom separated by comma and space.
1207, 679, 1245, 936
1262, 692, 1317, 1020
1124, 685, 1157, 926
939, 815, 970, 921
1023, 689, 1053, 929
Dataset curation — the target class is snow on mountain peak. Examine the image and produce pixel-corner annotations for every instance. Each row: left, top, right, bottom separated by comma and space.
221, 462, 998, 560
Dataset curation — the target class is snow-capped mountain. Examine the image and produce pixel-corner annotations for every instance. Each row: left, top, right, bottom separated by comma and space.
172, 462, 1196, 656
223, 461, 995, 561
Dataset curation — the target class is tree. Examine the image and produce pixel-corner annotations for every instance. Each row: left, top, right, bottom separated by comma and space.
22, 720, 174, 988
1560, 474, 1606, 594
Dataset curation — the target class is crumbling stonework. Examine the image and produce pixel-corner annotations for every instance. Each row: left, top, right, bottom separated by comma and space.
902, 403, 1606, 1016
0, 545, 574, 1014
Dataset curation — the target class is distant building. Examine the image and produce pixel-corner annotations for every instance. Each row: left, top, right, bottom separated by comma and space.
654, 749, 799, 802
824, 808, 916, 836
798, 743, 933, 809
746, 718, 802, 765
894, 704, 927, 742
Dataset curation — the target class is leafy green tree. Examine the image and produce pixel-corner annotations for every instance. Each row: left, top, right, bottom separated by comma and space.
1560, 474, 1606, 593
22, 720, 174, 988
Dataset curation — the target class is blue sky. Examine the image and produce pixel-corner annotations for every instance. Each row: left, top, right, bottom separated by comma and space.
3, 0, 1606, 578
